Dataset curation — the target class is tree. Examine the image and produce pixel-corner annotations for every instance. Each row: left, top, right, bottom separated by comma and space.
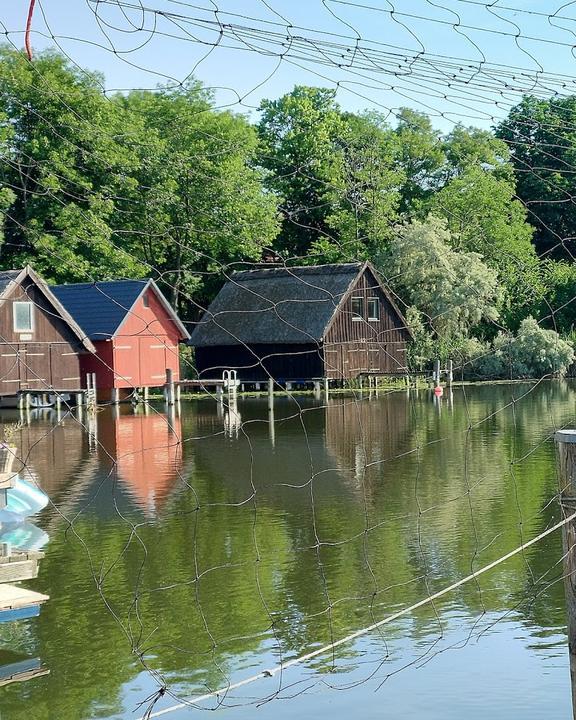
384, 215, 502, 339
428, 166, 540, 323
496, 95, 576, 258
538, 260, 576, 334
116, 85, 279, 312
0, 47, 279, 314
0, 46, 144, 281
393, 108, 445, 213
310, 112, 403, 262
257, 86, 348, 257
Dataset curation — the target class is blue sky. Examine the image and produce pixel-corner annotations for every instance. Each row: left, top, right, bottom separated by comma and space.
2, 1, 576, 131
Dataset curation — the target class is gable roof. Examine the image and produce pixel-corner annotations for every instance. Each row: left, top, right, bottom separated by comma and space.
51, 279, 189, 341
0, 267, 95, 352
190, 262, 409, 347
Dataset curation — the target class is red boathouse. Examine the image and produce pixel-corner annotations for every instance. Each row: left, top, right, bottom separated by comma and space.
51, 280, 189, 400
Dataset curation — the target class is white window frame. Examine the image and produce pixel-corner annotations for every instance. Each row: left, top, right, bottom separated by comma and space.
351, 296, 364, 321
367, 297, 380, 322
13, 301, 34, 333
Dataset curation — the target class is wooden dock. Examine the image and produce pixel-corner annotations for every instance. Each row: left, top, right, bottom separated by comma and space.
0, 583, 49, 622
0, 549, 44, 584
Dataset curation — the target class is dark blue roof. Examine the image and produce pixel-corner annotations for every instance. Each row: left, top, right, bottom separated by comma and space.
51, 280, 147, 340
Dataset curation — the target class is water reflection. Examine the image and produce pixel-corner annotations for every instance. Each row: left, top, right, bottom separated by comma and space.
98, 408, 183, 515
0, 385, 573, 719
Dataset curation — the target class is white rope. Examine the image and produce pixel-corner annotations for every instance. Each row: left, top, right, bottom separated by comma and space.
140, 508, 576, 719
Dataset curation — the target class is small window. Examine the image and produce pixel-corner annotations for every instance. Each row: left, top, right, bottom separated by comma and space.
13, 302, 33, 332
367, 298, 380, 321
142, 293, 150, 309
351, 297, 364, 321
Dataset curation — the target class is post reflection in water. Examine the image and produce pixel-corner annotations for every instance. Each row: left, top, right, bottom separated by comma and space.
0, 384, 574, 719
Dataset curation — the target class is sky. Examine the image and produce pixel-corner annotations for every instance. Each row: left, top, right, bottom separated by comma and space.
2, 0, 576, 131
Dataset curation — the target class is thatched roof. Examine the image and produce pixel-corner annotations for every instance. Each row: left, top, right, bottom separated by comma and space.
190, 263, 363, 347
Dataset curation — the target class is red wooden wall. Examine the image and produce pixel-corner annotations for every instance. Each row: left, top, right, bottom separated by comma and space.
80, 287, 182, 393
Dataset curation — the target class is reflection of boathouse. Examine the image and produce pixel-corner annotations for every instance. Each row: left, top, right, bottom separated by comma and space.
98, 410, 183, 514
324, 395, 411, 486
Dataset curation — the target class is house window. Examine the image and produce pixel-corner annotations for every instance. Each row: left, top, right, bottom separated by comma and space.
13, 302, 33, 332
351, 297, 364, 321
142, 292, 150, 308
367, 298, 380, 321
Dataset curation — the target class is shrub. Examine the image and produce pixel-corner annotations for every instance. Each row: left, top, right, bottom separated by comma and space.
470, 317, 574, 379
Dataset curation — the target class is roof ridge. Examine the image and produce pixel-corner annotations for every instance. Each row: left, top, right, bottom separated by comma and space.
231, 262, 362, 278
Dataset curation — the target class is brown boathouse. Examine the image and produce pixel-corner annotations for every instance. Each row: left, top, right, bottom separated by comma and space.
0, 267, 95, 396
190, 262, 412, 382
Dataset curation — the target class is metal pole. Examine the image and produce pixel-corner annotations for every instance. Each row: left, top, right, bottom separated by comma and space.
268, 377, 274, 410
447, 359, 453, 387
556, 429, 576, 720
434, 359, 441, 386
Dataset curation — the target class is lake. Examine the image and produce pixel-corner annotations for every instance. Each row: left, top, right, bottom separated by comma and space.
0, 381, 573, 719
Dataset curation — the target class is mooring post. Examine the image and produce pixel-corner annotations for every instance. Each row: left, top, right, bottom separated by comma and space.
313, 380, 321, 399
143, 386, 149, 402
324, 377, 329, 398
165, 368, 175, 406
434, 359, 441, 386
447, 359, 453, 387
555, 429, 576, 720
286, 381, 292, 392
268, 377, 274, 410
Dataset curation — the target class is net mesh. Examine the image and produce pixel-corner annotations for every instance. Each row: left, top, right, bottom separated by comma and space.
0, 1, 575, 718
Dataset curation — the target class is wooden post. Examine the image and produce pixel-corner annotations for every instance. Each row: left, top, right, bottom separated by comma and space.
268, 377, 274, 410
555, 429, 576, 720
447, 359, 453, 387
313, 380, 321, 399
434, 359, 441, 386
165, 368, 175, 406
175, 383, 181, 404
143, 386, 149, 402
286, 381, 292, 392
111, 387, 120, 405
324, 377, 329, 397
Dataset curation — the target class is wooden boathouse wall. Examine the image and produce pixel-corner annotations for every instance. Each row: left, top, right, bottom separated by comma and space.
322, 266, 410, 380
0, 277, 87, 395
195, 343, 324, 382
192, 263, 412, 383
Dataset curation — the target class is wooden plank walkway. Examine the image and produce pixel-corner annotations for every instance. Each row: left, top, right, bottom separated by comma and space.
0, 583, 49, 613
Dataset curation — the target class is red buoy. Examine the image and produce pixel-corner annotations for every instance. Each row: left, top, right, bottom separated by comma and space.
434, 385, 443, 397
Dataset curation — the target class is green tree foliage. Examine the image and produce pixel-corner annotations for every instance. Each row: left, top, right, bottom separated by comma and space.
258, 86, 347, 257
496, 95, 576, 258
116, 86, 279, 310
537, 260, 576, 334
258, 87, 402, 261
310, 112, 403, 262
393, 108, 444, 212
0, 47, 144, 281
385, 216, 502, 340
429, 166, 540, 321
0, 47, 279, 313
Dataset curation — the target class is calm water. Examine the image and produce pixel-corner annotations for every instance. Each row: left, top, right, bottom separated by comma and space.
0, 382, 574, 719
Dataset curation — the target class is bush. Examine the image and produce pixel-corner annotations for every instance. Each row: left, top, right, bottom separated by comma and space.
470, 317, 574, 379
